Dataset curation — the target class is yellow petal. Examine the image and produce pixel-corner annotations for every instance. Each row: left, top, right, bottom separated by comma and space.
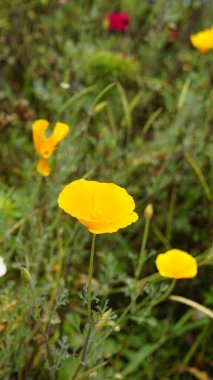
39, 137, 57, 158
52, 122, 70, 144
156, 249, 198, 279
39, 122, 69, 158
58, 179, 138, 234
190, 28, 213, 53
36, 158, 51, 176
79, 211, 138, 234
32, 119, 49, 154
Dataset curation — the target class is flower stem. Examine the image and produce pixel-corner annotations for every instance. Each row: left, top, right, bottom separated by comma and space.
28, 282, 55, 376
136, 218, 150, 279
88, 234, 96, 327
151, 279, 176, 306
71, 235, 96, 380
71, 326, 93, 380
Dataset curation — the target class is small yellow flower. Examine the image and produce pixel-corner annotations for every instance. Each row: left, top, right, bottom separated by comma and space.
155, 249, 198, 279
32, 119, 69, 176
190, 28, 213, 53
58, 179, 138, 234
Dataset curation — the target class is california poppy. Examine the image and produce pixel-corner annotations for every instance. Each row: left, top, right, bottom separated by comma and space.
32, 119, 69, 176
190, 28, 213, 53
58, 179, 138, 234
156, 249, 198, 279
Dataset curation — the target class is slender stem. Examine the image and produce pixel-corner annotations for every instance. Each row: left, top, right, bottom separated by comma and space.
75, 360, 107, 380
181, 323, 209, 369
88, 234, 96, 327
151, 279, 176, 306
71, 234, 97, 380
28, 282, 54, 374
93, 281, 149, 354
169, 295, 213, 319
71, 327, 93, 380
136, 219, 150, 279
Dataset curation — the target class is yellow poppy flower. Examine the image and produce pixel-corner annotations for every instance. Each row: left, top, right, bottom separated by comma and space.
32, 119, 69, 176
190, 28, 213, 53
58, 179, 138, 234
156, 249, 198, 279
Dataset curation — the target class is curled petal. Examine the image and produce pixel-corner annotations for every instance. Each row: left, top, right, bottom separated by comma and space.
32, 120, 70, 158
80, 211, 138, 234
52, 122, 70, 144
36, 158, 51, 177
32, 119, 49, 155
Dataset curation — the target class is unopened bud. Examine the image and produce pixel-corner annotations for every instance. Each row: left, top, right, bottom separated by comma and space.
144, 204, 153, 220
115, 374, 123, 379
20, 267, 32, 283
89, 370, 97, 378
96, 308, 112, 329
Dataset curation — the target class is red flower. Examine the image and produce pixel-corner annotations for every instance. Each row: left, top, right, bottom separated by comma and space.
169, 27, 179, 39
107, 13, 130, 32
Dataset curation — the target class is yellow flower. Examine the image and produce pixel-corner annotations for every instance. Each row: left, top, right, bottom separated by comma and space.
58, 179, 138, 234
32, 119, 69, 176
190, 28, 213, 53
156, 249, 198, 279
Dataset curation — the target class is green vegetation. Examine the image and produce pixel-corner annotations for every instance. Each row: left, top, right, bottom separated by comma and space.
0, 0, 212, 379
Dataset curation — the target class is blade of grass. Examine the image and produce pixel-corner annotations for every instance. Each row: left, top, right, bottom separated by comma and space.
169, 295, 213, 319
143, 107, 162, 136
177, 77, 191, 109
88, 82, 115, 116
184, 152, 213, 201
57, 85, 96, 116
116, 81, 132, 134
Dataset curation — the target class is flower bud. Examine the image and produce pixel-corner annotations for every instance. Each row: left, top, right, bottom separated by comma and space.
96, 308, 112, 329
144, 204, 153, 220
20, 267, 32, 283
115, 374, 123, 379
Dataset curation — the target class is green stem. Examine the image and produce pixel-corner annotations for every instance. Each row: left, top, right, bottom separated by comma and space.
28, 282, 54, 375
92, 281, 149, 354
71, 326, 93, 380
151, 279, 176, 306
181, 323, 209, 369
88, 234, 96, 327
136, 218, 150, 279
71, 234, 97, 380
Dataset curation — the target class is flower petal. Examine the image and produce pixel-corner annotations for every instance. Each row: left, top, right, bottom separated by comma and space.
32, 119, 49, 155
52, 122, 70, 143
156, 249, 198, 279
0, 257, 7, 277
36, 158, 51, 176
80, 211, 138, 234
40, 138, 57, 158
190, 28, 213, 53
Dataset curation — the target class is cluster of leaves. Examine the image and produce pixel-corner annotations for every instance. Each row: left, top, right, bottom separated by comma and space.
0, 0, 213, 379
